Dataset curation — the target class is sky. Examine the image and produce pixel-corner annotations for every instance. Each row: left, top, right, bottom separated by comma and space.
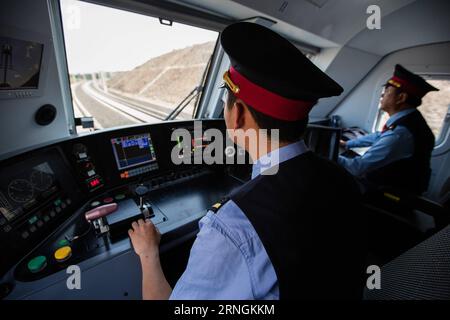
60, 0, 218, 74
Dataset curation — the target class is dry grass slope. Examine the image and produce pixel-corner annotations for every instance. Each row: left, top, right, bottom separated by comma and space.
419, 80, 450, 138
108, 42, 215, 107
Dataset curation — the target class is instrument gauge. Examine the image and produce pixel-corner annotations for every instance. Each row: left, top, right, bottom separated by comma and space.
8, 179, 34, 203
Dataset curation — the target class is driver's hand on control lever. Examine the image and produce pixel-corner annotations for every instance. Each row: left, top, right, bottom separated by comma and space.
129, 219, 172, 300
129, 219, 160, 257
339, 140, 347, 149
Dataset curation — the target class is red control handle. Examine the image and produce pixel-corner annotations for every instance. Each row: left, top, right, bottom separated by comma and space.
85, 203, 118, 221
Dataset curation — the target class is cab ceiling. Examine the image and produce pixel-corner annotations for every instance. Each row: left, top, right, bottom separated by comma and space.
170, 0, 415, 46
91, 0, 450, 56
168, 0, 450, 55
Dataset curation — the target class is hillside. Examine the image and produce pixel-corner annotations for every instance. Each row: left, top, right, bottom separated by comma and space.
108, 41, 215, 110
419, 79, 450, 138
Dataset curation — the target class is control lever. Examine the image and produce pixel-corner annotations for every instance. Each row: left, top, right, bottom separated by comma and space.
65, 203, 118, 240
135, 185, 154, 219
135, 185, 148, 211
85, 203, 118, 221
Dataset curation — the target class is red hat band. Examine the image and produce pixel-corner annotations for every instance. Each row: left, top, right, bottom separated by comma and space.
224, 66, 316, 121
388, 76, 427, 98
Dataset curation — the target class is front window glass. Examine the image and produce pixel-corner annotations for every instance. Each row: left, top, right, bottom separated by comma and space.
60, 0, 218, 132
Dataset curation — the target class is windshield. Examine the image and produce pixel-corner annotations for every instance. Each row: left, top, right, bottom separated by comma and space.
60, 0, 218, 132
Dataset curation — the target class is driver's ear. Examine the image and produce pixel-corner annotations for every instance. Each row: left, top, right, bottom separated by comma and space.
396, 92, 408, 105
234, 100, 246, 129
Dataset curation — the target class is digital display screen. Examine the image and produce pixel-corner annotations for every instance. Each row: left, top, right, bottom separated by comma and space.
0, 37, 44, 90
111, 133, 157, 171
0, 162, 58, 223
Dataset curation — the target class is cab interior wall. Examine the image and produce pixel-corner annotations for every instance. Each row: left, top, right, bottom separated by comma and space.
0, 0, 72, 156
331, 43, 450, 131
312, 0, 450, 119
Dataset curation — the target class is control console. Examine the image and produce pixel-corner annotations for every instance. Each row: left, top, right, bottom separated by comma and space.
0, 120, 247, 296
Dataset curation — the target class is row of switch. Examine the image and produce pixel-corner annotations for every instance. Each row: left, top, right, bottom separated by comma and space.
120, 163, 159, 179
147, 169, 205, 188
20, 198, 72, 240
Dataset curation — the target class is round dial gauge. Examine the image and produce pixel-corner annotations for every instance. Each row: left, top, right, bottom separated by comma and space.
8, 179, 34, 203
30, 170, 54, 191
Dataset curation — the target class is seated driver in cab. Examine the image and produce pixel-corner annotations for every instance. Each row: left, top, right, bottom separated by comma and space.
129, 22, 367, 300
339, 65, 437, 195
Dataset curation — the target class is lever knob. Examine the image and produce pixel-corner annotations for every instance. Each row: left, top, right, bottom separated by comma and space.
135, 185, 149, 210
85, 203, 118, 221
135, 185, 149, 196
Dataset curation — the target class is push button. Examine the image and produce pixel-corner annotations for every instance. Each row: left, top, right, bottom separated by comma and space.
54, 246, 72, 263
114, 194, 126, 201
91, 201, 100, 207
28, 256, 47, 273
57, 239, 70, 248
103, 197, 114, 204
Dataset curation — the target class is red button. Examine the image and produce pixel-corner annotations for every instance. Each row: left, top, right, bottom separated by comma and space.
103, 197, 114, 204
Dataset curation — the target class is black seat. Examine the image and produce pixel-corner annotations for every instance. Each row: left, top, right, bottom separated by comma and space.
365, 187, 449, 229
304, 124, 341, 162
364, 224, 450, 300
363, 186, 449, 265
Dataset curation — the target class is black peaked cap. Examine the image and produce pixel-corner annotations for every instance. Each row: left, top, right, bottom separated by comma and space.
220, 22, 343, 101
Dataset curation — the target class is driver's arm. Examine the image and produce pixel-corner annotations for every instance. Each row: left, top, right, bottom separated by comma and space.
129, 219, 172, 300
343, 132, 381, 149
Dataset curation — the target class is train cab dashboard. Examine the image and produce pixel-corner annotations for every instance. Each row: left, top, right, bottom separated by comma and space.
1, 115, 442, 301
0, 119, 248, 299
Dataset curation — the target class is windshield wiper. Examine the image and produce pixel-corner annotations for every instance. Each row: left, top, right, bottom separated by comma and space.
164, 85, 203, 121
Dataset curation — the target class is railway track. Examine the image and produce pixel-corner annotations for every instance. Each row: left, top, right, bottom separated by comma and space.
82, 81, 160, 124
74, 81, 191, 128
91, 83, 168, 120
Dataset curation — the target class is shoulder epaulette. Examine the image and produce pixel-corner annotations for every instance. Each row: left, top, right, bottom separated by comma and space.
210, 197, 230, 214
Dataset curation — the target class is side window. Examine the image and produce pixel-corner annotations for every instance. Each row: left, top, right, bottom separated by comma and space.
418, 78, 450, 143
374, 77, 450, 145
